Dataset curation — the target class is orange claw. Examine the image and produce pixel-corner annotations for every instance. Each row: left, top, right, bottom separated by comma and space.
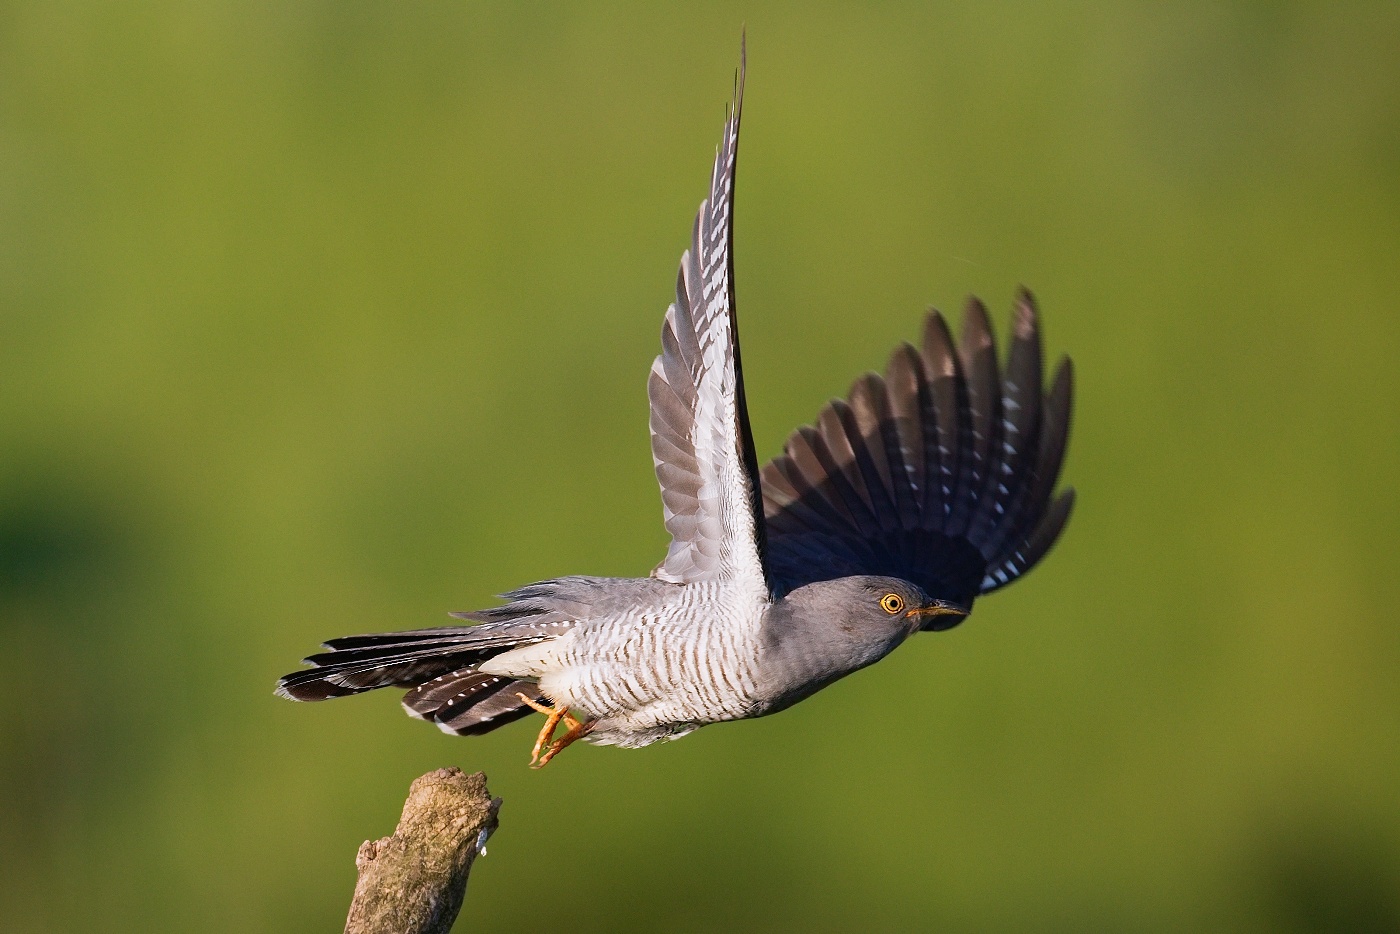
515, 693, 585, 767
534, 716, 596, 769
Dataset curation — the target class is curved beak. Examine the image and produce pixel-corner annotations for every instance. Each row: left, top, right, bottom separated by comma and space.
905, 599, 970, 632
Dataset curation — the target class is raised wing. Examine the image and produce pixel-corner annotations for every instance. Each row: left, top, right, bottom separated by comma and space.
648, 49, 769, 591
760, 291, 1074, 610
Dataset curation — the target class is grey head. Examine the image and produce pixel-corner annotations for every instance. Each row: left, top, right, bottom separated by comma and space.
756, 576, 968, 714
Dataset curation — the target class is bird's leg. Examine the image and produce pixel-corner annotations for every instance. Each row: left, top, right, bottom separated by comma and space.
515, 693, 580, 766
533, 716, 596, 770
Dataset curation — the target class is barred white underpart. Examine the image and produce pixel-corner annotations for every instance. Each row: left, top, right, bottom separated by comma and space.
480, 578, 769, 747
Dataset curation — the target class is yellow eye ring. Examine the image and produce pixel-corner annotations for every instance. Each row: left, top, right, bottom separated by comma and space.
880, 593, 905, 615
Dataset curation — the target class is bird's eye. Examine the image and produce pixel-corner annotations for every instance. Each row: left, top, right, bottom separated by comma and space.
879, 593, 905, 615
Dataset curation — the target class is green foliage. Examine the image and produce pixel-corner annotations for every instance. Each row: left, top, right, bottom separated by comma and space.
2, 3, 1398, 931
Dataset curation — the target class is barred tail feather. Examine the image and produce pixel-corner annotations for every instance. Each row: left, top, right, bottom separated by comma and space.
403, 670, 546, 736
275, 647, 483, 701
274, 578, 599, 733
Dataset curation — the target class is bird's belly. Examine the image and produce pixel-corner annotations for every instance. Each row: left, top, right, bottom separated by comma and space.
542, 615, 763, 740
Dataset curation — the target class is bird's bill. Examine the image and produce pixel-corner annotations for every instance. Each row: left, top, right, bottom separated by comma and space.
906, 599, 970, 632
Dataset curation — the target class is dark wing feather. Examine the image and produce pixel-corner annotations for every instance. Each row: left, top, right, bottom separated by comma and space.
648, 46, 769, 593
981, 347, 1074, 590
761, 290, 1074, 607
951, 297, 1000, 538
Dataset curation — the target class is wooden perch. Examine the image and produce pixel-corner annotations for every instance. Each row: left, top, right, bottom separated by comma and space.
344, 768, 501, 934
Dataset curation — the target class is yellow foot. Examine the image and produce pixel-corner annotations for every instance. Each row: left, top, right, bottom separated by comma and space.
515, 693, 583, 767
534, 716, 596, 770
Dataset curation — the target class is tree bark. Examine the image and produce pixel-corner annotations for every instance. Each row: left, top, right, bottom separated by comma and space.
344, 768, 500, 934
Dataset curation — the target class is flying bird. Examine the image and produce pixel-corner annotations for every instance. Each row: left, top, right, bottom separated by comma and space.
277, 50, 1074, 768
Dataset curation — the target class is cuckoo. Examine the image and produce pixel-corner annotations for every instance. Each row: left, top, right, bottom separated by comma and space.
277, 51, 1075, 768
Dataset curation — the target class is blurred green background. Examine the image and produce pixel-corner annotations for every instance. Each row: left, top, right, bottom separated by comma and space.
2, 2, 1398, 932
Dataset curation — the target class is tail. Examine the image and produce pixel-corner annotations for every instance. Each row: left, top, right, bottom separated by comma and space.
274, 578, 594, 736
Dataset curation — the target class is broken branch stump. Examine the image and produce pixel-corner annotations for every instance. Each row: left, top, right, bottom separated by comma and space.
343, 768, 500, 934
